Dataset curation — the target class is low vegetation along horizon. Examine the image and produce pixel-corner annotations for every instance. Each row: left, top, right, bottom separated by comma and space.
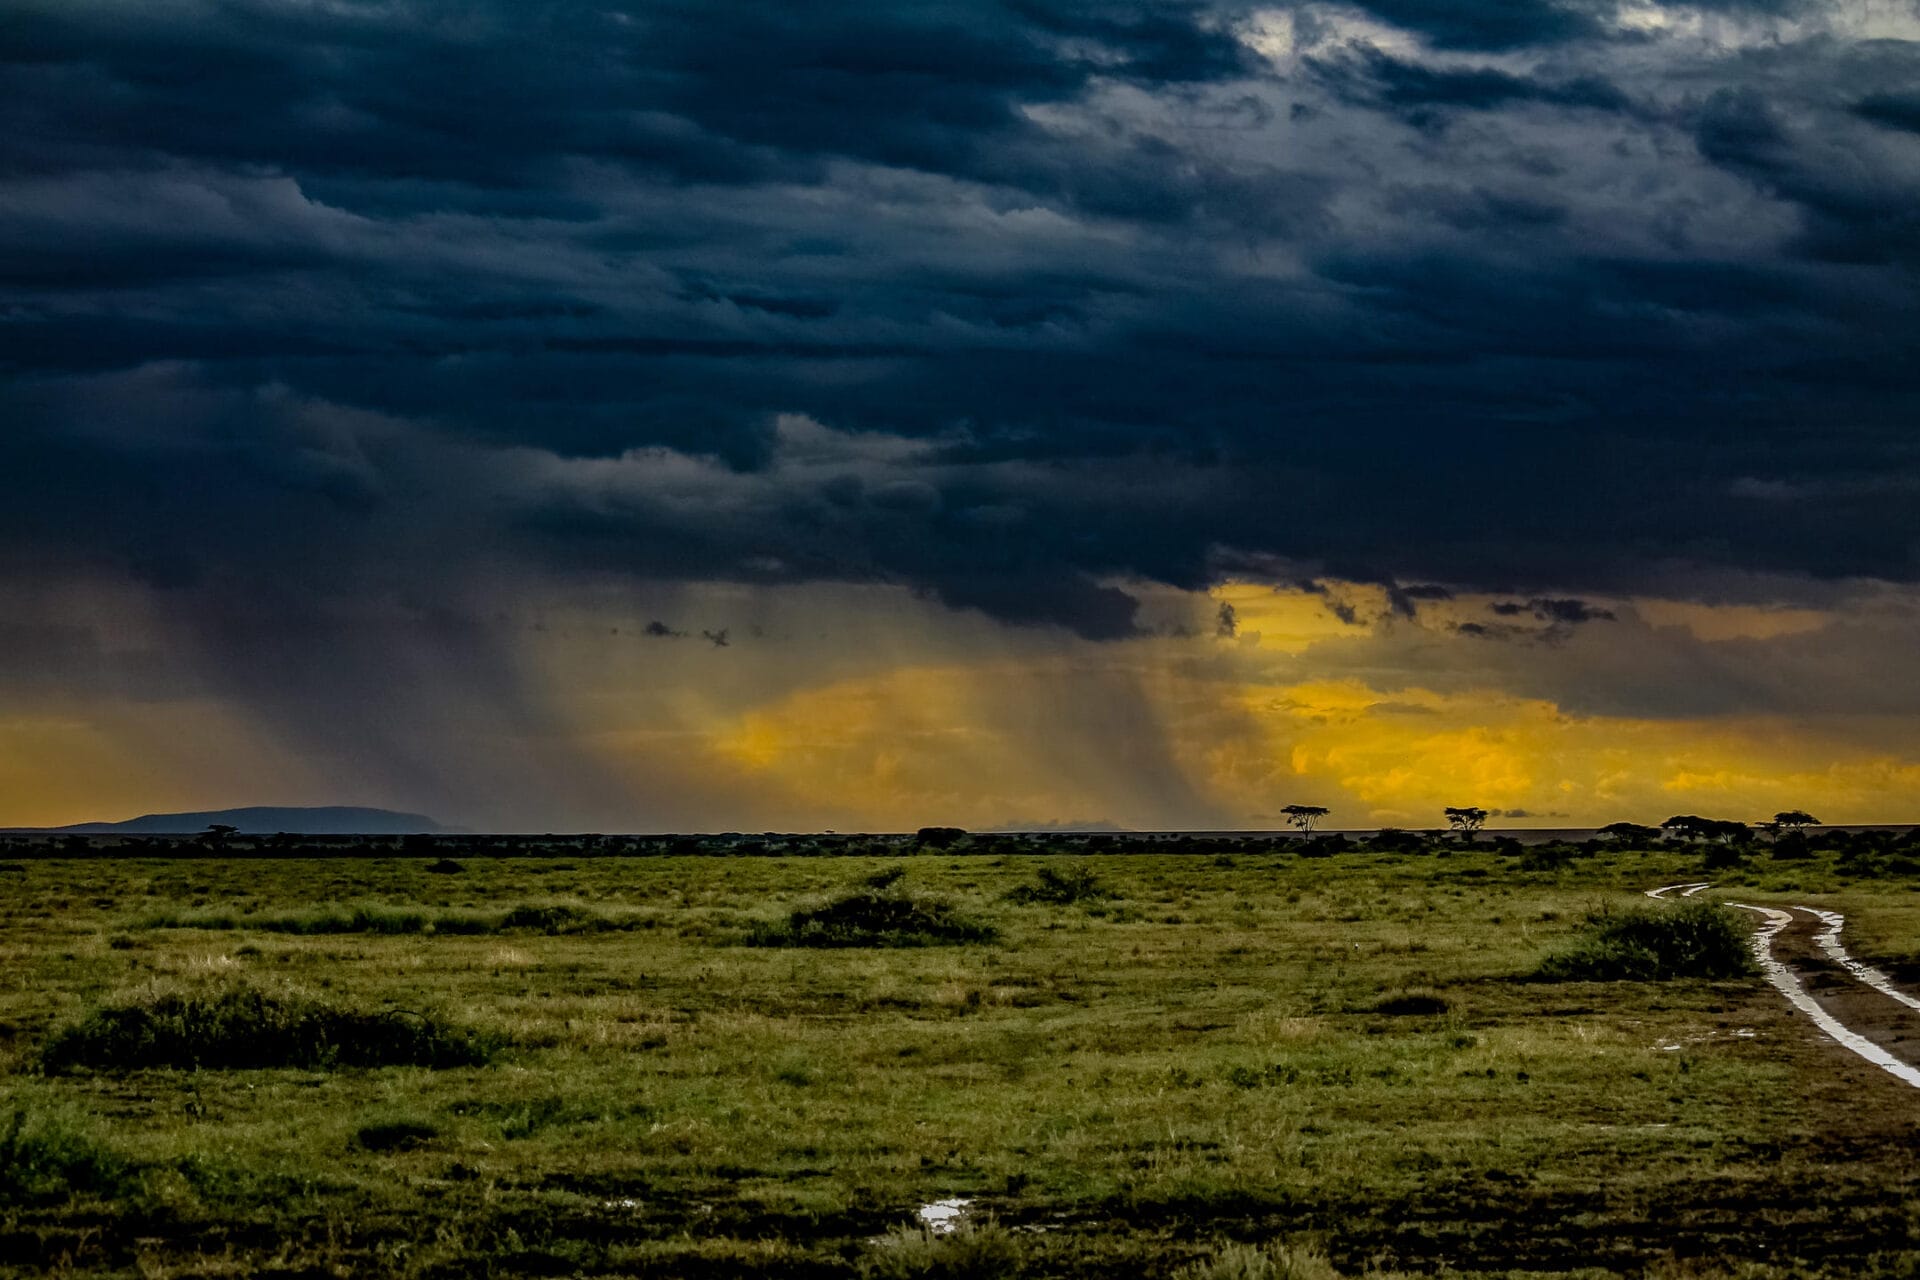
4, 831, 1920, 1276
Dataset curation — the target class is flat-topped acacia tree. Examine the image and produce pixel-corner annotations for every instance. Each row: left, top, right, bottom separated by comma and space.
1279, 804, 1330, 834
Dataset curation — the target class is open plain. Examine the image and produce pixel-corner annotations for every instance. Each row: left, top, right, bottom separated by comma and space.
4, 839, 1920, 1278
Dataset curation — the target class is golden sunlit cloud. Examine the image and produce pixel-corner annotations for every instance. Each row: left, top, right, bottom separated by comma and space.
4, 573, 1918, 831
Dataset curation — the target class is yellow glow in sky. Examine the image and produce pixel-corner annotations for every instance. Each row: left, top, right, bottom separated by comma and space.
3, 575, 1917, 831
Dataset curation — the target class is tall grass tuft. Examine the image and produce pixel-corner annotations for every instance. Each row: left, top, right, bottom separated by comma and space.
747, 888, 996, 948
1175, 1242, 1342, 1280
42, 986, 500, 1072
860, 1220, 1025, 1279
0, 1108, 135, 1205
1534, 902, 1756, 982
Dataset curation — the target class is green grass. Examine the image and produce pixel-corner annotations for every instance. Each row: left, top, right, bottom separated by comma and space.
0, 1107, 133, 1206
0, 847, 1913, 1277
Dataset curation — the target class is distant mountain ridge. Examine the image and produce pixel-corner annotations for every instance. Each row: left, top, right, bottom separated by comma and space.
9, 806, 450, 835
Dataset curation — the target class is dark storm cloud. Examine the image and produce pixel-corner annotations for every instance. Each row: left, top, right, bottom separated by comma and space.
1310, 45, 1635, 124
1854, 92, 1920, 136
1490, 598, 1615, 624
1327, 0, 1603, 50
4, 0, 1920, 658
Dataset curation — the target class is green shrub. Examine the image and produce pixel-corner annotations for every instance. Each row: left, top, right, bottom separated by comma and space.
1534, 902, 1756, 982
1004, 864, 1110, 905
42, 987, 499, 1072
860, 1220, 1025, 1279
0, 1108, 134, 1205
747, 889, 996, 948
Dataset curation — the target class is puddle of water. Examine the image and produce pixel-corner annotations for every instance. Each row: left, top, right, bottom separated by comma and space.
918, 1198, 972, 1235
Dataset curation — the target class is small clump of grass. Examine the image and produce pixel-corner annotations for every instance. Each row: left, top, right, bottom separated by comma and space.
0, 1108, 135, 1206
498, 903, 619, 934
1175, 1242, 1342, 1280
1003, 864, 1110, 905
747, 888, 996, 948
1369, 989, 1452, 1017
41, 986, 500, 1073
352, 1118, 439, 1152
860, 1220, 1025, 1279
1534, 902, 1756, 982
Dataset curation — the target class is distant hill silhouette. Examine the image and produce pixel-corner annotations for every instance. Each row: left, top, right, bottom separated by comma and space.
13, 806, 450, 835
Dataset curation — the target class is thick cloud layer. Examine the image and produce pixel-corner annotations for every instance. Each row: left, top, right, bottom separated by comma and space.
3, 2, 1920, 826
6, 0, 1919, 632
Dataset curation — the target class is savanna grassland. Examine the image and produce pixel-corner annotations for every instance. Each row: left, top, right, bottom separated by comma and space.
3, 843, 1920, 1279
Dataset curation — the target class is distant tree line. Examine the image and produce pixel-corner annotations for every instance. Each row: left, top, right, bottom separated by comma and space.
4, 808, 1917, 879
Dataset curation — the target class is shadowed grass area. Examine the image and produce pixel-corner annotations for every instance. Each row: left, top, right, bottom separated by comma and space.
41, 987, 499, 1072
1534, 901, 1757, 982
136, 900, 635, 936
353, 1118, 440, 1152
746, 887, 997, 948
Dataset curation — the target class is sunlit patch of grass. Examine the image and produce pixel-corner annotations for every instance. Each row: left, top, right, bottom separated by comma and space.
0, 1107, 135, 1206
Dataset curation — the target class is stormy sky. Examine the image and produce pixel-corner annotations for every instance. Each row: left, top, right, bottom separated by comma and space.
3, 0, 1919, 830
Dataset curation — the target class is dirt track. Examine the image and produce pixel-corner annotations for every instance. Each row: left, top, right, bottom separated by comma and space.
1649, 882, 1920, 1089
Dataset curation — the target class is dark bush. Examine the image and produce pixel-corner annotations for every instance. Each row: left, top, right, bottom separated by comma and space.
1534, 902, 1756, 982
0, 1109, 133, 1205
863, 864, 908, 890
747, 889, 996, 948
426, 858, 465, 874
1520, 841, 1583, 872
1004, 865, 1110, 905
42, 988, 499, 1072
1367, 828, 1431, 854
